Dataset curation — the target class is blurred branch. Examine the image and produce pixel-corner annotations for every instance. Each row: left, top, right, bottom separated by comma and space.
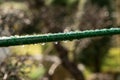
54, 42, 85, 80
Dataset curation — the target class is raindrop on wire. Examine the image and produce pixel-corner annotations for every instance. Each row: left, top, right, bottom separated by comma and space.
22, 45, 25, 47
64, 27, 70, 33
54, 42, 58, 44
64, 41, 68, 43
34, 44, 37, 45
41, 43, 45, 45
15, 35, 19, 38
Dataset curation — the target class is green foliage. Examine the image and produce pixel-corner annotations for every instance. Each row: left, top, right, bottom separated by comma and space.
28, 66, 45, 80
102, 47, 120, 72
78, 37, 110, 72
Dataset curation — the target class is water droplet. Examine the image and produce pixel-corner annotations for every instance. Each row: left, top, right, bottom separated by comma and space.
64, 27, 70, 33
54, 42, 58, 44
34, 44, 37, 45
75, 30, 79, 32
21, 45, 25, 47
25, 35, 29, 36
64, 41, 68, 43
41, 43, 45, 45
95, 29, 99, 31
64, 29, 69, 33
15, 35, 19, 38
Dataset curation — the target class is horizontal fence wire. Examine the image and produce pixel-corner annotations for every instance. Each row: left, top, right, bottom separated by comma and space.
0, 28, 120, 47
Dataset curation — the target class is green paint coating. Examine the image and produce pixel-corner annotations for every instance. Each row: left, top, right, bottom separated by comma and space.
0, 28, 120, 47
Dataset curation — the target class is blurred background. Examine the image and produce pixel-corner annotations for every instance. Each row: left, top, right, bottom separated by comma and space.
0, 0, 120, 80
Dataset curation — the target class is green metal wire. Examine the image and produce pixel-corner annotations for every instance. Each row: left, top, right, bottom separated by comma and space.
0, 28, 120, 47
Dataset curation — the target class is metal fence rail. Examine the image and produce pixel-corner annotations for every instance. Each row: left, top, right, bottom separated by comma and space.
0, 28, 120, 47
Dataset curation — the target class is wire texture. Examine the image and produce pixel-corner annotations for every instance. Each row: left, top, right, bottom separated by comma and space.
0, 28, 120, 47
